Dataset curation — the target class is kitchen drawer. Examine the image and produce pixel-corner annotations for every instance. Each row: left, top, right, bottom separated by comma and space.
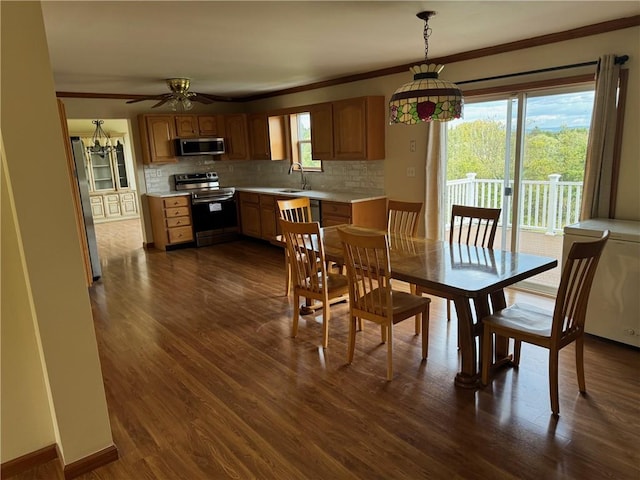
322, 201, 352, 218
322, 215, 351, 227
240, 191, 260, 204
164, 206, 190, 218
259, 193, 277, 208
167, 225, 193, 244
166, 216, 191, 228
163, 196, 190, 208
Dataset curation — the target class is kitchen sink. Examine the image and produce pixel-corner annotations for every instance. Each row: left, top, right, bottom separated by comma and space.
279, 189, 303, 193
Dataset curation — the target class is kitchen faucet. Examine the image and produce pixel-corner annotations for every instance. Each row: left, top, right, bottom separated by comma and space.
288, 162, 308, 190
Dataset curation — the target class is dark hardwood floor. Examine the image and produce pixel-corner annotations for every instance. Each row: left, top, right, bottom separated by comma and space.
16, 219, 640, 479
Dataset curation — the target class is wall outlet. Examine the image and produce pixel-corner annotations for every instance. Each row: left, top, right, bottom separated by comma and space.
410, 140, 416, 152
406, 167, 415, 177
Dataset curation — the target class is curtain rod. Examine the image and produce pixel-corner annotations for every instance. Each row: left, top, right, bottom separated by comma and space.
457, 54, 629, 86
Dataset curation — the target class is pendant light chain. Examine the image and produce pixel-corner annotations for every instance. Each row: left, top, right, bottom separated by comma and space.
423, 19, 432, 62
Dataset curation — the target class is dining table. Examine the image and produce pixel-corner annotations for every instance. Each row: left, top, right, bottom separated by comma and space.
319, 224, 558, 388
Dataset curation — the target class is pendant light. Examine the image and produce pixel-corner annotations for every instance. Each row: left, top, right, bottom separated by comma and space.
88, 119, 113, 155
389, 11, 463, 124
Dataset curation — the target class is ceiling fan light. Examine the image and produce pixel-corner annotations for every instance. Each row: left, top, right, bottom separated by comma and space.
181, 98, 193, 111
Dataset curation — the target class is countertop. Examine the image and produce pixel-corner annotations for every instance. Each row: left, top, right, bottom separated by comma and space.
147, 187, 386, 204
235, 187, 386, 204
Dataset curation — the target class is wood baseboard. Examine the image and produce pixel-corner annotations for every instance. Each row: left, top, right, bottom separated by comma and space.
1, 443, 118, 479
1, 444, 58, 478
63, 444, 118, 479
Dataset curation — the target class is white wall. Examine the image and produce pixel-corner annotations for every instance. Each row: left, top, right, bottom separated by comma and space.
1, 2, 114, 465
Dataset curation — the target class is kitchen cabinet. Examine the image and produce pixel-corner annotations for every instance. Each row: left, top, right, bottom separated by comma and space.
147, 194, 194, 250
310, 102, 334, 160
332, 96, 385, 160
238, 191, 262, 238
321, 198, 387, 229
238, 192, 285, 241
259, 194, 280, 241
175, 114, 220, 137
223, 114, 250, 160
138, 114, 178, 164
248, 114, 288, 161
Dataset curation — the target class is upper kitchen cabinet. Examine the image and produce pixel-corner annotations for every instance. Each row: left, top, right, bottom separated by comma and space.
223, 114, 250, 160
174, 114, 221, 138
138, 114, 177, 164
309, 103, 333, 160
332, 96, 385, 160
248, 113, 288, 161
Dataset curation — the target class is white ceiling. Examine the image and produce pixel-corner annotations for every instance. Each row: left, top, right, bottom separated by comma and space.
41, 1, 639, 100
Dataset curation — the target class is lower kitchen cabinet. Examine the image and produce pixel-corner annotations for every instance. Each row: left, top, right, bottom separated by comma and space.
238, 192, 387, 240
238, 192, 284, 241
321, 198, 387, 229
147, 194, 194, 250
259, 194, 283, 241
238, 191, 262, 238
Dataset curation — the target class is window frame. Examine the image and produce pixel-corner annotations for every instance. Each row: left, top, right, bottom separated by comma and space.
289, 111, 322, 172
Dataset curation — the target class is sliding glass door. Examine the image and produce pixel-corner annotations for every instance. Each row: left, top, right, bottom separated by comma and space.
445, 85, 594, 292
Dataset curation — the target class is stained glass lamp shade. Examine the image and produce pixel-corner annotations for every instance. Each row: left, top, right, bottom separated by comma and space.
389, 12, 463, 124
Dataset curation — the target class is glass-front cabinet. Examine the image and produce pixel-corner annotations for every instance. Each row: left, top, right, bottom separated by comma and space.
81, 135, 138, 222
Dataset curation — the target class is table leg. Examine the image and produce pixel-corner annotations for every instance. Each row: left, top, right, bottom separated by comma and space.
453, 297, 481, 388
489, 290, 509, 360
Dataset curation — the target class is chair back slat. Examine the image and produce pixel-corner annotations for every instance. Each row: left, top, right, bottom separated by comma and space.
339, 229, 392, 319
449, 205, 501, 248
280, 219, 326, 294
278, 197, 313, 223
387, 200, 423, 236
553, 231, 609, 342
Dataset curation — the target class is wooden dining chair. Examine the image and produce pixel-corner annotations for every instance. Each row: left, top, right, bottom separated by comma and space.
481, 230, 609, 416
278, 197, 313, 296
387, 200, 423, 236
417, 204, 501, 322
338, 228, 430, 381
280, 219, 349, 348
387, 199, 424, 334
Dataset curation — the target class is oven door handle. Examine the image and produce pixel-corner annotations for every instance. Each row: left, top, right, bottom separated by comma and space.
192, 195, 235, 204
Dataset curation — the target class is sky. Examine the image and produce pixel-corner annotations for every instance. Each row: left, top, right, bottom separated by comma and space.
449, 90, 595, 132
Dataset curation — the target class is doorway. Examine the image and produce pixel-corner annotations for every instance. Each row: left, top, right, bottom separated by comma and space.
445, 85, 595, 293
67, 119, 144, 264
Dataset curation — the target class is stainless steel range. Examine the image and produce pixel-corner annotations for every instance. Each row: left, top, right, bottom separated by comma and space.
174, 172, 238, 246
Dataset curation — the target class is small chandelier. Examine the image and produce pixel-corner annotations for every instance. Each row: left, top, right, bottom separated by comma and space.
389, 11, 463, 124
88, 119, 112, 155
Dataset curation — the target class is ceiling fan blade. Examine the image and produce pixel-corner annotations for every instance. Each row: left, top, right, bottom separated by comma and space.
126, 94, 169, 104
195, 92, 235, 103
151, 97, 171, 108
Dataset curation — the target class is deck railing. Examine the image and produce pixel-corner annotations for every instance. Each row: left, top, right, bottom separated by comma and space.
446, 173, 583, 234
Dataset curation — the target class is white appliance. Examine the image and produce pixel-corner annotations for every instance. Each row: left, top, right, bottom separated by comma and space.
563, 219, 640, 347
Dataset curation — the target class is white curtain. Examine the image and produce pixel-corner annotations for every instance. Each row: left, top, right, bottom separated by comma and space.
424, 122, 445, 241
580, 54, 620, 220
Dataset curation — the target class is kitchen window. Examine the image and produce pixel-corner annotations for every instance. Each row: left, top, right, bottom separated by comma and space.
290, 112, 322, 172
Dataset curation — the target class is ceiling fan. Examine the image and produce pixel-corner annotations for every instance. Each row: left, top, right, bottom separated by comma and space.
126, 78, 234, 110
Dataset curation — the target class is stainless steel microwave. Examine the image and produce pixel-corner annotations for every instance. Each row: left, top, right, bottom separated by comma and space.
175, 137, 225, 156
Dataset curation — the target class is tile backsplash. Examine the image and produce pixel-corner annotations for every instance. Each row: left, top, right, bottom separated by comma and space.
143, 158, 385, 194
